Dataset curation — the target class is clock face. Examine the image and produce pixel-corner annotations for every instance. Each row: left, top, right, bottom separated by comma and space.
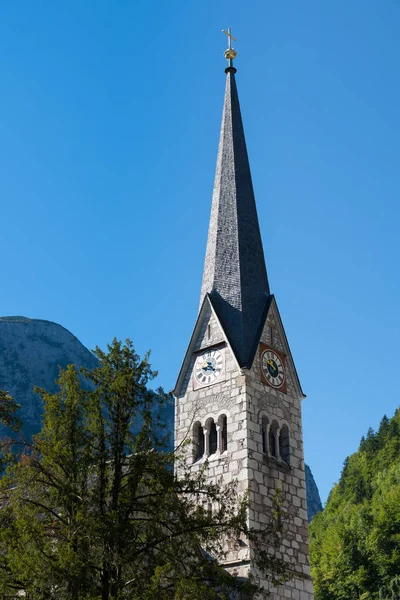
261, 349, 285, 389
194, 348, 224, 386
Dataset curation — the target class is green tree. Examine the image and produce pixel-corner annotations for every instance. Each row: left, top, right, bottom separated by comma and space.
310, 407, 400, 600
379, 575, 400, 599
0, 339, 288, 599
0, 390, 22, 476
0, 390, 21, 431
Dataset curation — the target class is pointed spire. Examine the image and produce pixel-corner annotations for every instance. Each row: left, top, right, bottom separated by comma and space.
200, 53, 270, 368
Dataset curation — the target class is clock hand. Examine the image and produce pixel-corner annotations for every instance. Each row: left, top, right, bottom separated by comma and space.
202, 360, 215, 372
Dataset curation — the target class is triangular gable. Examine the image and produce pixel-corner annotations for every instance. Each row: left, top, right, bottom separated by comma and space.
252, 296, 305, 399
173, 294, 240, 397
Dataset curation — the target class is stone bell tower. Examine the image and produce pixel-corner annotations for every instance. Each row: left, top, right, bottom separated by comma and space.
173, 31, 314, 600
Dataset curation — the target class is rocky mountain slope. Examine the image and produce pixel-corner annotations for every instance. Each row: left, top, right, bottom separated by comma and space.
0, 316, 321, 520
0, 317, 98, 440
305, 464, 322, 521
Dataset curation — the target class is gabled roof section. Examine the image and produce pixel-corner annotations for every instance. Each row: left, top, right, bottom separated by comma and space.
199, 67, 270, 368
208, 292, 272, 372
267, 296, 305, 399
173, 294, 240, 397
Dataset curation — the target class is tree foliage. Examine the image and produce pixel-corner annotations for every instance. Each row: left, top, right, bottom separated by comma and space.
0, 390, 21, 432
0, 339, 287, 599
0, 390, 22, 475
310, 409, 400, 600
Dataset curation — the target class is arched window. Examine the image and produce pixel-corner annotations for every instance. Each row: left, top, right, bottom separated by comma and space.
279, 425, 290, 464
193, 422, 205, 462
262, 416, 269, 454
269, 421, 279, 458
219, 414, 228, 453
209, 420, 218, 456
269, 428, 276, 457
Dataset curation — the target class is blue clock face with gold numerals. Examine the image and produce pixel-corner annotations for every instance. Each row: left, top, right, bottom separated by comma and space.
261, 349, 285, 389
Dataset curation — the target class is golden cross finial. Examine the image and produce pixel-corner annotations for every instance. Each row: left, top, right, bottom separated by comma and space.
222, 27, 237, 49
222, 27, 237, 67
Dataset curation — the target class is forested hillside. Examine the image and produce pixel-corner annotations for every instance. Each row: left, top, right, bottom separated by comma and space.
310, 410, 400, 600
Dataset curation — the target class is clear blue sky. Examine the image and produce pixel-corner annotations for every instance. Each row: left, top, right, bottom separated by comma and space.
1, 1, 400, 504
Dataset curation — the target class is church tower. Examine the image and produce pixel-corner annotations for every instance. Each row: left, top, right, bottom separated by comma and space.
173, 32, 314, 600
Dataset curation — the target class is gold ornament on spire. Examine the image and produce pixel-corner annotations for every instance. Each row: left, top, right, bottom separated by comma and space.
222, 27, 237, 65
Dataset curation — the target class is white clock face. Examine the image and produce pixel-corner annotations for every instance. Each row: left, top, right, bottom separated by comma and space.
261, 349, 285, 389
194, 348, 224, 386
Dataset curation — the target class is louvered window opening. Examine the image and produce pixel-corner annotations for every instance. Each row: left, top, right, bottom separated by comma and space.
209, 421, 218, 455
221, 415, 227, 452
279, 427, 290, 464
269, 429, 277, 458
195, 425, 205, 461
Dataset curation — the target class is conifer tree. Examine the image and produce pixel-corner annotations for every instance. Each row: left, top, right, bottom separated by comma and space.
0, 390, 21, 431
310, 408, 400, 600
0, 340, 288, 599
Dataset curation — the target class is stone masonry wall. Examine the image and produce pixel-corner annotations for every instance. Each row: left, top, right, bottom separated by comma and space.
174, 300, 314, 597
175, 301, 251, 571
245, 305, 313, 599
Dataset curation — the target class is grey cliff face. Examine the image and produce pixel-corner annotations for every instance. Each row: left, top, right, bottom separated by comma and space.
0, 317, 98, 440
0, 316, 174, 447
305, 464, 323, 521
